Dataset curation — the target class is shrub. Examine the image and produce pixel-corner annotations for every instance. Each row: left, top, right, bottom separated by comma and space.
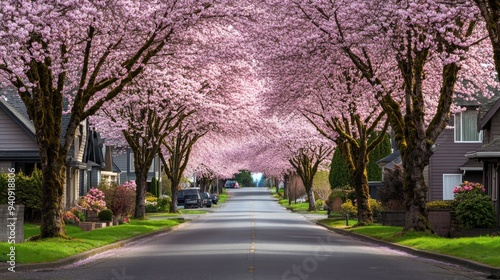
453, 181, 485, 196
340, 200, 358, 217
330, 185, 355, 203
369, 198, 383, 217
315, 199, 325, 209
98, 209, 113, 222
452, 182, 496, 229
145, 200, 158, 213
0, 168, 43, 221
378, 164, 405, 210
82, 188, 107, 212
426, 200, 453, 209
99, 181, 117, 212
63, 211, 80, 224
71, 206, 86, 222
145, 193, 157, 202
111, 183, 136, 217
157, 196, 171, 212
454, 193, 496, 229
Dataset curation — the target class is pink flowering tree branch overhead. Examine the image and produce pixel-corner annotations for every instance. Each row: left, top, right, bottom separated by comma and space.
271, 114, 333, 211
246, 3, 391, 224
92, 69, 192, 219
474, 1, 500, 78
0, 0, 231, 238
302, 68, 389, 225
160, 115, 211, 213
261, 0, 497, 233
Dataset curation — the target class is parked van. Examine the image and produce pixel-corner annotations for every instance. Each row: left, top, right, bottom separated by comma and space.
177, 188, 202, 208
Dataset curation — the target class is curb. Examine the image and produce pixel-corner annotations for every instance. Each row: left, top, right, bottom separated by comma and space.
316, 222, 500, 278
0, 218, 189, 273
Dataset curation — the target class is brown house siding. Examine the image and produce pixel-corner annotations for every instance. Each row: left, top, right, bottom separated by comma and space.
428, 123, 483, 201
487, 109, 500, 140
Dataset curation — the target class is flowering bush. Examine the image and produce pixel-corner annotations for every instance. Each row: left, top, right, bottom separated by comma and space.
453, 181, 485, 194
122, 180, 137, 191
111, 183, 136, 217
452, 182, 496, 229
63, 211, 80, 224
71, 206, 86, 222
83, 188, 107, 212
145, 200, 159, 213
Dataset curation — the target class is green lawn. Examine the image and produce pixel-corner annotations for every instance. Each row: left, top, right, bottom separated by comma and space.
0, 219, 181, 264
217, 193, 228, 204
318, 218, 500, 267
278, 199, 328, 214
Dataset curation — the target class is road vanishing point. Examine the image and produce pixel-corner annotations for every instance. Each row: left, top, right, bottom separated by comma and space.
8, 188, 485, 280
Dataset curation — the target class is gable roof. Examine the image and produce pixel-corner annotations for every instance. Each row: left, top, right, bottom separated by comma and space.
0, 97, 36, 140
376, 150, 401, 167
479, 96, 500, 129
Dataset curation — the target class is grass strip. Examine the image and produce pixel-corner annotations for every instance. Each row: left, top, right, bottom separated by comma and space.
218, 193, 228, 204
278, 199, 328, 214
318, 218, 500, 267
0, 219, 181, 264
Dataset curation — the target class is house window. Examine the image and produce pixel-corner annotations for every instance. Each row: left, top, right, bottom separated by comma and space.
129, 152, 154, 173
443, 174, 462, 200
454, 110, 482, 142
150, 158, 155, 172
129, 152, 135, 172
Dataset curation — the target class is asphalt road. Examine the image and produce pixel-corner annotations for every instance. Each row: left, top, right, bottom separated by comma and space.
7, 188, 487, 280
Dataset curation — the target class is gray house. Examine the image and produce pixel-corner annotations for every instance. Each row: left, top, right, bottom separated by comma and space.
427, 105, 484, 201
0, 90, 119, 208
0, 97, 39, 174
81, 130, 122, 195
113, 148, 162, 194
377, 102, 484, 201
465, 96, 500, 226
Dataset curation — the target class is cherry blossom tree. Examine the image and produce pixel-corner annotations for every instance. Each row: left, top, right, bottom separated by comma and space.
243, 3, 390, 224
92, 69, 191, 218
269, 114, 333, 211
0, 0, 227, 238
303, 68, 389, 224
254, 0, 496, 232
474, 1, 500, 76
161, 116, 210, 213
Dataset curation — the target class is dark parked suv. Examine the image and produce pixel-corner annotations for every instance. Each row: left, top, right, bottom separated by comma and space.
200, 192, 212, 208
177, 188, 202, 208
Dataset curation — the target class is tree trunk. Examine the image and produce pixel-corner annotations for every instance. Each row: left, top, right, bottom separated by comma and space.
283, 176, 288, 199
134, 168, 148, 219
40, 151, 66, 238
401, 145, 432, 233
352, 163, 373, 225
306, 186, 316, 211
169, 178, 179, 213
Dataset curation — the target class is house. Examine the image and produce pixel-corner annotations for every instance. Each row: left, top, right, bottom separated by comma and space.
0, 96, 39, 174
81, 130, 122, 195
113, 148, 162, 194
376, 100, 485, 201
0, 89, 119, 208
427, 103, 484, 201
465, 96, 500, 226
